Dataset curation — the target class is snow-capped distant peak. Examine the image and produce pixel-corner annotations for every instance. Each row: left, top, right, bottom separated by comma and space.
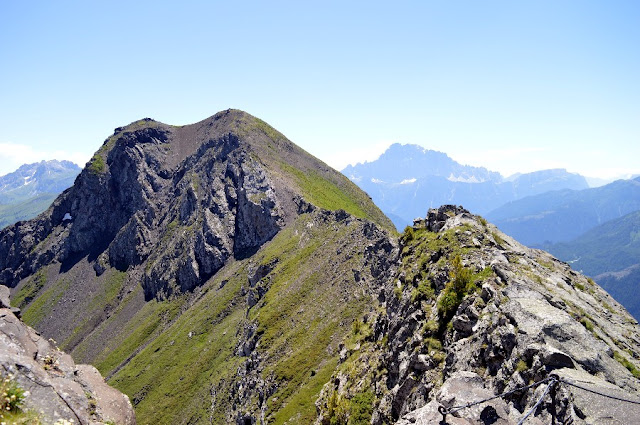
23, 170, 38, 185
400, 178, 416, 184
447, 174, 483, 183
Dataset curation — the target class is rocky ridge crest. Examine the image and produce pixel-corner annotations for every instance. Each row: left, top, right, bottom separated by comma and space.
0, 110, 391, 300
315, 205, 640, 424
0, 110, 396, 424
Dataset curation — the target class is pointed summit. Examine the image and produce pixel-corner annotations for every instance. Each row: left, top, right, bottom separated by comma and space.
0, 110, 393, 299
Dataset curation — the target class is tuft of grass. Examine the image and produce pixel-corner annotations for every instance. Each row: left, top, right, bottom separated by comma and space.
614, 351, 640, 378
602, 301, 616, 314
437, 255, 474, 322
492, 231, 505, 247
393, 285, 403, 300
0, 375, 26, 413
537, 259, 554, 270
348, 391, 375, 425
325, 390, 374, 425
12, 268, 47, 308
422, 320, 439, 337
516, 359, 528, 373
402, 226, 415, 244
0, 375, 45, 424
88, 154, 106, 174
411, 280, 435, 303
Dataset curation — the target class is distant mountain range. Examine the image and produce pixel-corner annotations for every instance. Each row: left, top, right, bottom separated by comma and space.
344, 144, 640, 320
544, 210, 640, 318
343, 143, 588, 229
486, 177, 640, 246
0, 160, 81, 228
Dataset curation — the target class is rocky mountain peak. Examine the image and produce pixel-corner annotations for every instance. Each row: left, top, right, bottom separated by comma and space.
0, 108, 392, 321
343, 143, 502, 185
0, 159, 81, 202
2, 110, 638, 424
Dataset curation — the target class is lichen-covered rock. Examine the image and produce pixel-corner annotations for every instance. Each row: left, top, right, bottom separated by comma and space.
0, 287, 135, 425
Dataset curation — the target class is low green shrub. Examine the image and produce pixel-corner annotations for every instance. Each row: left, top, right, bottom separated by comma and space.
437, 255, 474, 322
88, 154, 106, 174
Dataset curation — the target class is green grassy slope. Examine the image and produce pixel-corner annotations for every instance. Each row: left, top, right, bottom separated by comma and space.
99, 212, 389, 424
6, 110, 397, 424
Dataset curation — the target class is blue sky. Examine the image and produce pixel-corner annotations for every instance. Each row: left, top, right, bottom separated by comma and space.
1, 1, 639, 180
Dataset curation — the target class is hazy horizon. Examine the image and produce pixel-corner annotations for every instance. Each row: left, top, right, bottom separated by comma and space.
1, 1, 638, 181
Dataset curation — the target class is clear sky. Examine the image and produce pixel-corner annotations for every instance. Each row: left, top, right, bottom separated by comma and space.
1, 1, 639, 181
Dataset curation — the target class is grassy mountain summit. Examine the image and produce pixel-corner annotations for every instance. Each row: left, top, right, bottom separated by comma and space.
1, 112, 639, 424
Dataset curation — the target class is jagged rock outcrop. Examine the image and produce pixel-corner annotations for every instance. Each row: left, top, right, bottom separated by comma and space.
316, 205, 640, 425
1, 284, 135, 424
0, 122, 283, 300
0, 111, 391, 301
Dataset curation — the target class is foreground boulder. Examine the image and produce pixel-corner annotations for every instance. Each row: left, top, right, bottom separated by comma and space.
0, 284, 135, 425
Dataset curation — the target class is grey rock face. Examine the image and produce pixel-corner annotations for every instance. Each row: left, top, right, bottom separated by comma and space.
141, 134, 283, 299
0, 118, 288, 300
0, 285, 135, 425
318, 205, 640, 425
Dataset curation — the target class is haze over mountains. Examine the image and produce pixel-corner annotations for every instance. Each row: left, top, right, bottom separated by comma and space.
343, 143, 590, 230
1, 111, 640, 424
0, 160, 81, 229
487, 177, 640, 246
344, 144, 640, 320
544, 210, 640, 319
